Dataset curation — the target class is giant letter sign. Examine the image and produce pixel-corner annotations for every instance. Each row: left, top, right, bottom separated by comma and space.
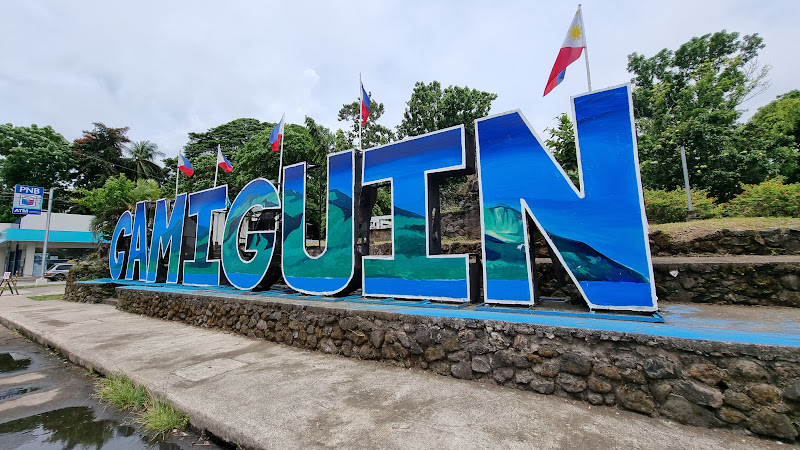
222, 178, 280, 290
109, 210, 132, 279
146, 194, 187, 283
476, 85, 656, 311
183, 185, 228, 286
125, 201, 149, 281
109, 83, 657, 314
362, 126, 473, 302
282, 150, 358, 295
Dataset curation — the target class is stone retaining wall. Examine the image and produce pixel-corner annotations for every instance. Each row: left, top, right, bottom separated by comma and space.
116, 288, 800, 442
650, 228, 800, 256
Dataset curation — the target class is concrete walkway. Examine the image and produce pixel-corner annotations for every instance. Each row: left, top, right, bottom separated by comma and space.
0, 294, 790, 450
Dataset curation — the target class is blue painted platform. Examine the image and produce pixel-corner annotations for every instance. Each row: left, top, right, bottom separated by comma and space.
79, 279, 800, 348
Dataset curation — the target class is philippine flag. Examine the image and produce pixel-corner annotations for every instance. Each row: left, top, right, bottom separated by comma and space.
269, 114, 285, 152
216, 146, 233, 173
178, 154, 194, 177
361, 82, 370, 126
543, 9, 586, 96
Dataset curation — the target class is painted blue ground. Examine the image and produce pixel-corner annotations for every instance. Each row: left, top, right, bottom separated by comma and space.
82, 279, 800, 348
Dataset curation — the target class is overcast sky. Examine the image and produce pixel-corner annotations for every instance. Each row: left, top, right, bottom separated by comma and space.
1, 1, 797, 162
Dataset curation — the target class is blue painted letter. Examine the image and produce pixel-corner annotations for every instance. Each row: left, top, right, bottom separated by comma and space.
183, 185, 228, 286
476, 85, 656, 311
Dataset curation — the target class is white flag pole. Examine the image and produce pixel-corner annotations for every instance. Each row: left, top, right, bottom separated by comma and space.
578, 4, 592, 92
277, 114, 286, 189
175, 154, 180, 198
214, 144, 220, 187
359, 73, 363, 153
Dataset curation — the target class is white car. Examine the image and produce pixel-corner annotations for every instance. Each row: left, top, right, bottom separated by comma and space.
45, 263, 74, 281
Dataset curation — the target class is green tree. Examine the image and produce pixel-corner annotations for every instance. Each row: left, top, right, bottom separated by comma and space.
396, 81, 497, 139
72, 123, 131, 190
338, 93, 394, 149
179, 118, 270, 193
77, 174, 161, 239
545, 113, 579, 186
627, 30, 771, 201
0, 124, 74, 222
741, 90, 800, 182
125, 140, 165, 183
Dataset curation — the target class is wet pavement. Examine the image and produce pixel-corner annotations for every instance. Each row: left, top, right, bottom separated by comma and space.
0, 319, 223, 449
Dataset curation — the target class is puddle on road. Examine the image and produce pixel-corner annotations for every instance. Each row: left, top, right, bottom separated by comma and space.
0, 406, 183, 449
0, 352, 31, 373
0, 386, 40, 401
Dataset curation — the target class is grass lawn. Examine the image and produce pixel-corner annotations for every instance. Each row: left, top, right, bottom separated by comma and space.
29, 293, 64, 301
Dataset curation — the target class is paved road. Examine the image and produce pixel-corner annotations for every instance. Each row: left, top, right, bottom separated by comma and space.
0, 293, 791, 450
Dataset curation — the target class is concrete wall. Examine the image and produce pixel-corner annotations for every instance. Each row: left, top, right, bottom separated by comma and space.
105, 289, 800, 442
18, 213, 93, 232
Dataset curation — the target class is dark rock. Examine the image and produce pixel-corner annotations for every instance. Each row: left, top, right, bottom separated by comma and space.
539, 358, 560, 378
424, 346, 445, 362
746, 408, 799, 440
472, 354, 492, 373
620, 368, 647, 385
747, 384, 782, 405
493, 366, 514, 383
617, 385, 655, 415
557, 373, 587, 393
643, 358, 679, 379
686, 363, 724, 386
594, 364, 621, 381
674, 380, 723, 408
783, 380, 800, 402
587, 375, 612, 394
650, 380, 673, 404
538, 347, 559, 358
727, 360, 769, 382
450, 360, 473, 380
660, 394, 722, 427
530, 376, 555, 394
717, 407, 747, 424
724, 390, 754, 411
515, 369, 535, 385
430, 360, 451, 376
560, 352, 592, 376
370, 329, 385, 348
587, 392, 605, 405
319, 338, 336, 354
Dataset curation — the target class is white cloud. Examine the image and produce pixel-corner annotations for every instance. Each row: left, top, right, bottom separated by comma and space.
0, 0, 796, 159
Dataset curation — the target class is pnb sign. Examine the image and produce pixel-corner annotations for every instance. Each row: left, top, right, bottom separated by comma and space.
13, 185, 44, 215
109, 85, 657, 312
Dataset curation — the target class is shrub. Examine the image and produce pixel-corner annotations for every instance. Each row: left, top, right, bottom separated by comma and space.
725, 178, 800, 217
643, 187, 721, 224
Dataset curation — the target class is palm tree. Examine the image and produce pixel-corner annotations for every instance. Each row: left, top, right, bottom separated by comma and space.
125, 140, 165, 181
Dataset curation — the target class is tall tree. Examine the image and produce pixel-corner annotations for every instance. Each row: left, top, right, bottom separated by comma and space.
77, 174, 161, 239
0, 124, 74, 222
742, 90, 800, 182
627, 30, 770, 201
72, 123, 131, 190
125, 140, 165, 183
544, 113, 579, 186
338, 93, 394, 149
178, 118, 270, 194
396, 81, 497, 139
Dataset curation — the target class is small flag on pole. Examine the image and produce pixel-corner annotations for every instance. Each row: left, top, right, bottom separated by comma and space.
216, 146, 233, 172
178, 154, 194, 177
269, 114, 285, 152
543, 8, 587, 96
361, 82, 370, 125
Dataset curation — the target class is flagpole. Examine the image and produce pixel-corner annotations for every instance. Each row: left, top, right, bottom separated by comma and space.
175, 153, 180, 198
277, 114, 286, 190
579, 4, 592, 92
359, 73, 363, 153
214, 144, 220, 187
